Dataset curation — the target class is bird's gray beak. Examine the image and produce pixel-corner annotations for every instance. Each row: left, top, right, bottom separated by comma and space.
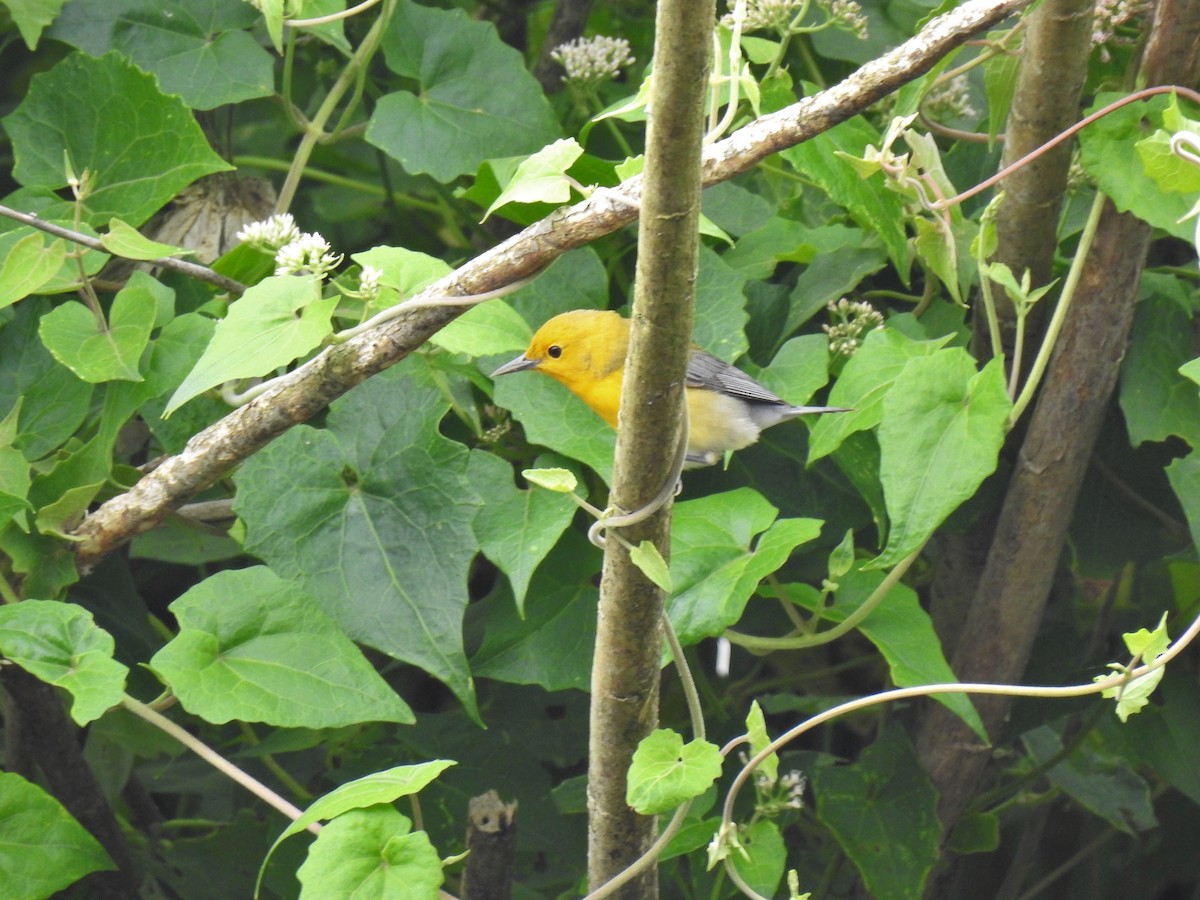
491, 354, 541, 377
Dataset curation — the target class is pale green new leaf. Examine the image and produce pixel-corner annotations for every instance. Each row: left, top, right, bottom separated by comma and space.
630, 540, 673, 593
101, 218, 190, 261
484, 138, 585, 220
627, 729, 723, 815
166, 275, 334, 414
522, 467, 578, 493
0, 231, 66, 309
297, 807, 443, 900
1135, 97, 1200, 194
1098, 613, 1171, 722
745, 700, 779, 784
39, 270, 161, 383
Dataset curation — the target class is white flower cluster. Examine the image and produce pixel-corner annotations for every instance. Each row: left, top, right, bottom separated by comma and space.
357, 265, 383, 302
824, 297, 884, 356
723, 0, 805, 31
235, 213, 301, 251
551, 36, 635, 87
780, 769, 807, 810
924, 74, 980, 122
723, 0, 866, 38
824, 0, 868, 39
273, 232, 343, 278
754, 767, 807, 812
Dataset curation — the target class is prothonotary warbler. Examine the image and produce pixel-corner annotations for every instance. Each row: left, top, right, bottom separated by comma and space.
491, 309, 849, 467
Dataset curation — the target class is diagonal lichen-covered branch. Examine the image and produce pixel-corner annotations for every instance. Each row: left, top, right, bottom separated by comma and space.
71, 0, 1034, 568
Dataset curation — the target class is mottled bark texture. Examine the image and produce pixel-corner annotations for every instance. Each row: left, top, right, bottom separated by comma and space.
586, 0, 714, 893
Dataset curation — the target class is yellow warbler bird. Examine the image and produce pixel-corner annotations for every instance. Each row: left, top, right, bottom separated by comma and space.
492, 309, 848, 467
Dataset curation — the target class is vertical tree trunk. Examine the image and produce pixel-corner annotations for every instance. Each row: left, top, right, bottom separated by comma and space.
586, 0, 716, 894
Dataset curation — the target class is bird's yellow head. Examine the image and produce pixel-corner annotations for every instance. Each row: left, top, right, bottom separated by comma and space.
492, 309, 630, 384
492, 309, 631, 427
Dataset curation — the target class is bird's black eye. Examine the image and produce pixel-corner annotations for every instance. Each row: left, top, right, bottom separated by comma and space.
547, 345, 563, 359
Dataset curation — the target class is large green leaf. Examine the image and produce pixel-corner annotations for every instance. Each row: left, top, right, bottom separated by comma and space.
367, 0, 560, 182
1022, 725, 1157, 834
756, 333, 833, 408
813, 726, 939, 900
731, 819, 786, 899
432, 299, 531, 357
783, 115, 909, 279
668, 488, 823, 644
467, 451, 576, 614
3, 51, 232, 225
809, 328, 956, 463
693, 246, 752, 362
0, 447, 31, 532
49, 0, 273, 109
296, 807, 443, 900
1167, 450, 1200, 550
0, 771, 114, 899
471, 527, 597, 691
789, 569, 986, 738
0, 301, 95, 462
0, 599, 127, 725
1078, 93, 1193, 240
873, 352, 1010, 567
503, 247, 610, 328
233, 360, 483, 718
1104, 674, 1200, 808
166, 275, 335, 414
1118, 280, 1200, 448
150, 566, 414, 728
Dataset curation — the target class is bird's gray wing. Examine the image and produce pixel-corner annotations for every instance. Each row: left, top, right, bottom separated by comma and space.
685, 349, 786, 406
